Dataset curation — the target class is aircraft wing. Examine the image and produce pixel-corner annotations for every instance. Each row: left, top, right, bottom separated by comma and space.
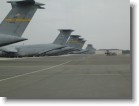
38, 44, 67, 56
44, 46, 80, 56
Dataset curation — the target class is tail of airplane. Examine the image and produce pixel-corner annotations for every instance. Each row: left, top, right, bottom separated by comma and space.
85, 44, 96, 54
86, 44, 94, 50
81, 40, 86, 49
53, 29, 74, 45
66, 35, 81, 48
78, 38, 86, 49
0, 0, 45, 37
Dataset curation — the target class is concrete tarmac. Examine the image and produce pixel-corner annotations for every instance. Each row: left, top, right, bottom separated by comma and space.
0, 54, 131, 99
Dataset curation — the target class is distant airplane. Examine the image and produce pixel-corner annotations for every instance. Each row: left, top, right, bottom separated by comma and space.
0, 0, 44, 47
74, 38, 86, 50
61, 38, 86, 55
45, 35, 86, 56
66, 35, 82, 50
79, 44, 96, 54
62, 35, 86, 54
0, 29, 74, 57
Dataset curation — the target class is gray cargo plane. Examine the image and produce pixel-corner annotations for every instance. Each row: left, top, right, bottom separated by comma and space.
72, 38, 86, 50
0, 29, 74, 57
45, 35, 86, 56
75, 44, 96, 54
69, 38, 86, 54
66, 35, 81, 49
0, 0, 44, 47
85, 44, 96, 54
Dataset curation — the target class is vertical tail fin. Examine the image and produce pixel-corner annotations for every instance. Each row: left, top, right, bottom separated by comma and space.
81, 40, 86, 49
53, 29, 74, 45
78, 38, 86, 49
0, 0, 45, 36
86, 44, 94, 50
86, 44, 96, 54
66, 35, 81, 48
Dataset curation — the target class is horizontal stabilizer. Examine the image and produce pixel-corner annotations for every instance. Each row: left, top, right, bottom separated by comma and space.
7, 0, 45, 9
0, 46, 18, 53
0, 34, 27, 47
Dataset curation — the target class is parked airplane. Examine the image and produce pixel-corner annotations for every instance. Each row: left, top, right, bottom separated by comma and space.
85, 44, 96, 54
75, 38, 86, 50
0, 29, 74, 57
0, 0, 44, 47
60, 38, 86, 55
45, 35, 86, 56
66, 35, 81, 48
70, 38, 86, 54
76, 44, 96, 54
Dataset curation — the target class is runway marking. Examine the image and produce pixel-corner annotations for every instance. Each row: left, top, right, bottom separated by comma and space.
80, 74, 122, 76
0, 58, 18, 60
0, 56, 53, 60
0, 60, 72, 82
0, 57, 45, 60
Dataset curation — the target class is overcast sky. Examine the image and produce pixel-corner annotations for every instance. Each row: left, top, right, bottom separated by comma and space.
0, 0, 130, 50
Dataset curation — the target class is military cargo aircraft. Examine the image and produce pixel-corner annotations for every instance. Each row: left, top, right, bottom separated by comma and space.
0, 0, 44, 47
45, 35, 86, 56
0, 29, 74, 57
72, 44, 96, 54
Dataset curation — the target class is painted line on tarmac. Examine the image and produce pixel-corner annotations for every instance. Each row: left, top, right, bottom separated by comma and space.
0, 57, 44, 61
0, 58, 19, 60
0, 60, 72, 82
80, 74, 122, 76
